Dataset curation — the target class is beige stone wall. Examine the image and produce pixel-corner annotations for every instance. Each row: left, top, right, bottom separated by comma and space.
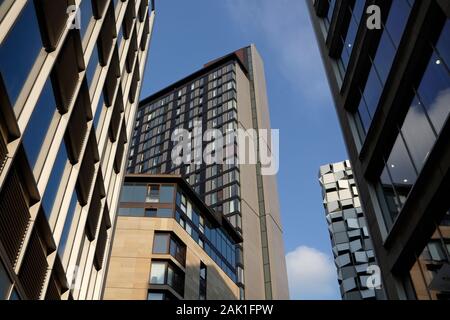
249, 45, 289, 299
104, 216, 239, 300
235, 63, 265, 299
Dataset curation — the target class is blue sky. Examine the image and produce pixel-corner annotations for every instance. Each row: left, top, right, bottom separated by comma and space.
140, 0, 348, 300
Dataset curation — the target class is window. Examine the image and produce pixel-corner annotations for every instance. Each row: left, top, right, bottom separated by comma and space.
199, 216, 205, 234
147, 291, 177, 300
58, 191, 79, 259
159, 185, 174, 203
79, 0, 94, 42
407, 211, 450, 300
145, 208, 173, 218
120, 183, 147, 202
8, 288, 20, 300
378, 32, 450, 227
169, 237, 186, 265
85, 43, 99, 89
149, 261, 184, 295
0, 1, 43, 107
41, 141, 69, 219
145, 208, 157, 217
147, 292, 164, 300
22, 79, 58, 169
0, 260, 12, 300
199, 262, 207, 300
93, 92, 104, 130
146, 184, 160, 203
355, 0, 415, 138
153, 233, 170, 254
152, 233, 186, 265
149, 262, 166, 284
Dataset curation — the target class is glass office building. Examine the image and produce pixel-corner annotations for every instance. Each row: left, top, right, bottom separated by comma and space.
0, 0, 155, 299
308, 0, 450, 299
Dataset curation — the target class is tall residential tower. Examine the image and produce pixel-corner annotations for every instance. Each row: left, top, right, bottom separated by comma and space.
0, 0, 155, 300
308, 0, 450, 299
117, 45, 289, 299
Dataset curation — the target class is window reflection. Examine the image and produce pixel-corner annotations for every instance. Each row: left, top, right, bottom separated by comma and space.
149, 261, 184, 295
22, 79, 58, 169
378, 24, 450, 226
0, 260, 12, 299
356, 1, 414, 139
0, 1, 42, 107
85, 44, 100, 89
416, 52, 450, 135
152, 233, 186, 266
93, 92, 104, 129
41, 141, 69, 219
79, 0, 94, 43
400, 98, 436, 171
408, 211, 450, 300
58, 191, 79, 259
435, 21, 450, 67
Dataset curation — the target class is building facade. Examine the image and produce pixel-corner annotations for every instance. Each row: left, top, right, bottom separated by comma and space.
126, 45, 289, 299
308, 0, 450, 299
319, 160, 383, 300
0, 0, 155, 300
104, 175, 242, 300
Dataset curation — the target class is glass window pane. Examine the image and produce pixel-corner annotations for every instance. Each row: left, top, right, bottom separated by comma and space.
147, 292, 164, 300
436, 21, 450, 67
159, 186, 174, 203
86, 44, 99, 88
417, 52, 450, 135
42, 141, 69, 218
119, 207, 145, 216
120, 184, 147, 202
400, 97, 437, 172
79, 0, 94, 41
0, 261, 11, 300
149, 262, 166, 284
58, 191, 79, 258
379, 166, 401, 223
373, 32, 397, 84
153, 234, 169, 254
157, 208, 173, 218
0, 1, 42, 106
146, 185, 160, 203
93, 93, 104, 129
385, 134, 417, 205
384, 0, 413, 47
22, 79, 57, 169
362, 67, 383, 118
8, 288, 20, 300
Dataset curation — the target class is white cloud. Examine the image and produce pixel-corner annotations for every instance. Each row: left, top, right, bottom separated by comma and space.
223, 0, 331, 105
286, 246, 340, 300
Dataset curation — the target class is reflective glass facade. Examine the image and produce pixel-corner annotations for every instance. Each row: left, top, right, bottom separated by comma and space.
309, 0, 450, 299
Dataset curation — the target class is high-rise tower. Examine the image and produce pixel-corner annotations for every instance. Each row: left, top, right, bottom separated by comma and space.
124, 45, 289, 299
